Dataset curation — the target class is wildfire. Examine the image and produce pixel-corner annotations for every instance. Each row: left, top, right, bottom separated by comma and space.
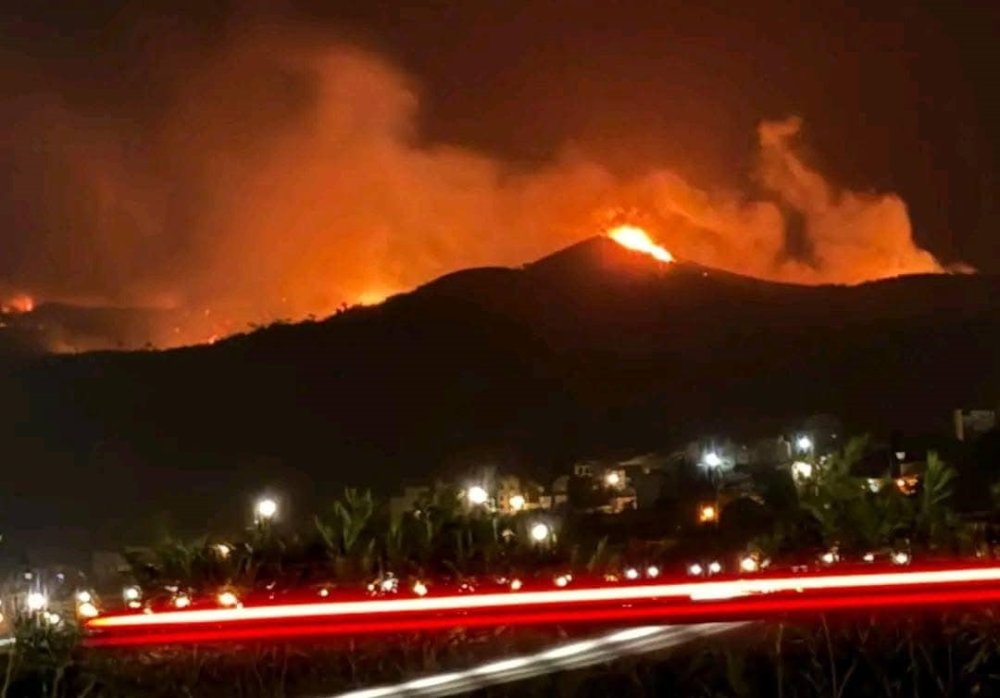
1, 293, 35, 314
607, 225, 674, 263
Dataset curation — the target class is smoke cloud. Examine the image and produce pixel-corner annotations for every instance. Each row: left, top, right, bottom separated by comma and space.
0, 34, 949, 348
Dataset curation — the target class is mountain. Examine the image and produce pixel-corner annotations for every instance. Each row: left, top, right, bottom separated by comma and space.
0, 302, 180, 355
1, 237, 998, 560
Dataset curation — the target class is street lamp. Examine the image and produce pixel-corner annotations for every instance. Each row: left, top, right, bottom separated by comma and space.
698, 503, 719, 524
508, 493, 526, 512
529, 522, 551, 543
77, 601, 99, 619
217, 590, 239, 607
255, 497, 278, 523
702, 452, 723, 469
466, 486, 489, 506
25, 592, 47, 612
605, 471, 622, 487
791, 461, 813, 481
796, 435, 813, 453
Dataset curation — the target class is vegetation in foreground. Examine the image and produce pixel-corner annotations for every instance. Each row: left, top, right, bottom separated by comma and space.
2, 436, 999, 696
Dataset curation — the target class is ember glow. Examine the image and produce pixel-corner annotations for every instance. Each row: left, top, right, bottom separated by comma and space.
0, 293, 34, 314
607, 225, 674, 263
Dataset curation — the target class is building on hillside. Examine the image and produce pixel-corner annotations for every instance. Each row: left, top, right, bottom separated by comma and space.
91, 551, 130, 589
603, 490, 638, 514
389, 485, 432, 520
495, 475, 548, 514
748, 437, 793, 465
954, 408, 997, 442
560, 459, 638, 514
551, 475, 570, 509
616, 452, 671, 508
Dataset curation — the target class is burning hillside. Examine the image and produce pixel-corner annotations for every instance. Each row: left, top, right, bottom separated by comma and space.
0, 37, 955, 350
606, 225, 674, 263
1, 293, 34, 315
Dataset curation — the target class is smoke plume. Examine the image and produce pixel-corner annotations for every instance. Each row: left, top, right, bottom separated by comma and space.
0, 35, 949, 349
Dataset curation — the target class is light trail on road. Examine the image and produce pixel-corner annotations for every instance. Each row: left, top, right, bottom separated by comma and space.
333, 622, 745, 697
83, 563, 1000, 646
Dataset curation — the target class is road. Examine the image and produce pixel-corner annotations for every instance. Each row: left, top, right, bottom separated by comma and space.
83, 563, 1000, 647
334, 622, 746, 697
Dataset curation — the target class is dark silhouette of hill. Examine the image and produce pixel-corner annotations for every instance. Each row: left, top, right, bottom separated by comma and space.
0, 302, 180, 354
1, 237, 997, 561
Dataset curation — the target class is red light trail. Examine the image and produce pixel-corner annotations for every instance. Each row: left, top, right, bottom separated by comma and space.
84, 564, 1000, 647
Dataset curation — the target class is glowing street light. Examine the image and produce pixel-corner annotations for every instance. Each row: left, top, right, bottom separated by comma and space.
605, 471, 622, 487
75, 590, 93, 604
529, 522, 551, 543
508, 493, 526, 512
698, 503, 719, 524
796, 435, 813, 452
214, 543, 232, 558
255, 497, 278, 523
702, 452, 723, 469
217, 591, 239, 607
77, 601, 99, 619
122, 586, 141, 602
896, 476, 919, 496
791, 461, 814, 480
466, 486, 489, 506
25, 592, 47, 612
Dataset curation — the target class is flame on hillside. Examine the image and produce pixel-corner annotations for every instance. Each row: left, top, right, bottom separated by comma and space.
1, 293, 34, 314
0, 36, 961, 351
607, 225, 674, 263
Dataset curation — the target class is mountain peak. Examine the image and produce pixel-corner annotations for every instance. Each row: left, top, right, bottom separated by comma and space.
527, 235, 678, 279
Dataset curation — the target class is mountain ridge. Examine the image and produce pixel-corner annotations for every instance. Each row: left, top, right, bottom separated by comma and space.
0, 236, 996, 560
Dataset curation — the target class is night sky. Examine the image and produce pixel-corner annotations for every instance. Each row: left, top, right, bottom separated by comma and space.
5, 1, 995, 252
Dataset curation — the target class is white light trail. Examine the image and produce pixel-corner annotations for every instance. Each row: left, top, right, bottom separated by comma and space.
333, 622, 743, 697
